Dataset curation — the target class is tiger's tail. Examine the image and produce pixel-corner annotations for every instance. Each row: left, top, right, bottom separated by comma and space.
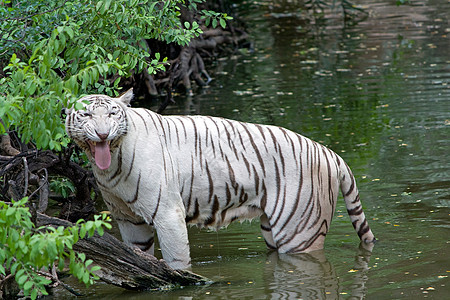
339, 158, 376, 244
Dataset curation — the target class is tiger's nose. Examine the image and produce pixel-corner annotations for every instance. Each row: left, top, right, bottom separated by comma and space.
96, 131, 109, 141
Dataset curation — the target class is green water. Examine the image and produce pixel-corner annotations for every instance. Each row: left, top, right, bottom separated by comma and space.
53, 0, 449, 298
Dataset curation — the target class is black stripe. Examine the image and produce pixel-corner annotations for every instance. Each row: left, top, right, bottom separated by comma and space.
179, 117, 188, 141
242, 124, 266, 176
188, 117, 199, 157
204, 119, 210, 147
210, 132, 216, 157
265, 240, 277, 250
357, 219, 370, 238
207, 116, 221, 140
204, 196, 220, 226
260, 224, 271, 231
151, 188, 161, 221
225, 155, 238, 194
108, 144, 123, 181
220, 202, 234, 222
348, 205, 363, 215
156, 114, 167, 138
224, 119, 236, 135
223, 123, 239, 160
128, 172, 141, 204
133, 236, 154, 252
352, 194, 361, 204
280, 128, 297, 165
129, 113, 137, 130
186, 155, 195, 211
322, 148, 334, 206
241, 153, 251, 175
253, 165, 260, 195
133, 110, 149, 135
238, 186, 247, 205
205, 161, 214, 204
236, 125, 246, 151
278, 146, 286, 177
123, 141, 136, 182
267, 127, 279, 153
225, 182, 232, 205
260, 181, 267, 211
344, 163, 355, 197
218, 140, 225, 159
185, 199, 200, 223
255, 124, 268, 152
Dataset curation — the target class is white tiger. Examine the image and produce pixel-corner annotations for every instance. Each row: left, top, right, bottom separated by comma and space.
65, 89, 375, 269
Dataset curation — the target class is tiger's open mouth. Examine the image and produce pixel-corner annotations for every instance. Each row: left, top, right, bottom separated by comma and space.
87, 140, 111, 170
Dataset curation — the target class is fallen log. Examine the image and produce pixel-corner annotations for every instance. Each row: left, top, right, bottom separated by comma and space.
36, 213, 210, 290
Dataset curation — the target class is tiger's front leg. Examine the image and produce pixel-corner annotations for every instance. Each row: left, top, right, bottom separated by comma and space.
153, 201, 191, 270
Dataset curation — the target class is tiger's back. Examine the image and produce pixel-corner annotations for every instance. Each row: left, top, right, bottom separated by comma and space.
66, 90, 375, 269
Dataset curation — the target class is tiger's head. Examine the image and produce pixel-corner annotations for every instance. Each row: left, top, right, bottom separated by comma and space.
65, 89, 133, 170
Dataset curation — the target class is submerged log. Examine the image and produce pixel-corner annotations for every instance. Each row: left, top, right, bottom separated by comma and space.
36, 213, 210, 290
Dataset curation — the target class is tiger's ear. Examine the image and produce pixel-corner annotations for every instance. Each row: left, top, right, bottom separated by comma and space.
116, 88, 134, 106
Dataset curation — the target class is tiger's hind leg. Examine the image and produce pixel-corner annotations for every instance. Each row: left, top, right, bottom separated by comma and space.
260, 213, 277, 250
117, 219, 155, 255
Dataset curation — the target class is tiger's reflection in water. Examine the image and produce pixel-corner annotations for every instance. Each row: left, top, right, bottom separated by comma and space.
263, 243, 373, 300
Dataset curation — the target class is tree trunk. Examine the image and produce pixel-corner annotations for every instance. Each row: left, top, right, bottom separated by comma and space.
36, 213, 209, 290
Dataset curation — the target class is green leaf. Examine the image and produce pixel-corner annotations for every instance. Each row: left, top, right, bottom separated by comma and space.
83, 271, 90, 284
220, 18, 227, 29
23, 280, 34, 291
75, 102, 84, 111
78, 252, 86, 262
96, 1, 103, 11
17, 274, 28, 285
6, 207, 15, 216
90, 265, 101, 272
30, 289, 38, 300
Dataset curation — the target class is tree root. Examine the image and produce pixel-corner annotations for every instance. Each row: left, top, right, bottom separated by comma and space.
129, 26, 249, 112
0, 148, 97, 222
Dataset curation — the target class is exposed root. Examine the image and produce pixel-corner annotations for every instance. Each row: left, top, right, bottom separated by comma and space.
0, 148, 97, 222
126, 26, 249, 112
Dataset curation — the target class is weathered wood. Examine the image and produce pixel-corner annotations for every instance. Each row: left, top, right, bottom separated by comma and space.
36, 213, 210, 290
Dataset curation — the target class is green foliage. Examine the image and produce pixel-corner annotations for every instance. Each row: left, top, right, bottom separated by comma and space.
201, 9, 233, 29
49, 177, 76, 198
0, 0, 229, 151
0, 198, 112, 299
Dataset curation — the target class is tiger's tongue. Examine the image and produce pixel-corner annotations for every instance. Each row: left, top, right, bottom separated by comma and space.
94, 141, 111, 170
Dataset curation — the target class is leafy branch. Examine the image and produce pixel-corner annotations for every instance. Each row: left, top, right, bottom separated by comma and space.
0, 198, 112, 299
